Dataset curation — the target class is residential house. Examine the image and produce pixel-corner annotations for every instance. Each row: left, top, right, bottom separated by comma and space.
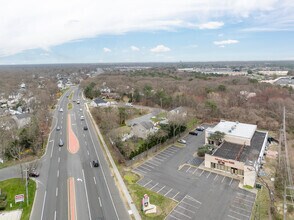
132, 121, 157, 139
90, 98, 110, 107
168, 106, 187, 117
12, 113, 31, 128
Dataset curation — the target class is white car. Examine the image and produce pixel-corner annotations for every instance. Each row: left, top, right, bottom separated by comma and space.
80, 115, 84, 120
59, 108, 63, 112
177, 139, 186, 144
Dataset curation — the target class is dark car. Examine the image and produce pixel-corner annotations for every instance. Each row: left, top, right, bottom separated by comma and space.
29, 171, 39, 177
93, 160, 99, 167
189, 131, 198, 136
83, 126, 88, 130
196, 126, 205, 131
56, 126, 61, 131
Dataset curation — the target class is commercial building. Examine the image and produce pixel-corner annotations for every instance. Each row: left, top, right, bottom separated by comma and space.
204, 120, 268, 187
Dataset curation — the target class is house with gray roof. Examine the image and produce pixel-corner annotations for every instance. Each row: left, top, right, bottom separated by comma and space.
132, 121, 157, 139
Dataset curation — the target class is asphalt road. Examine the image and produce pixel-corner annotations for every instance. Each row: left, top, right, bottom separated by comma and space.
0, 86, 131, 220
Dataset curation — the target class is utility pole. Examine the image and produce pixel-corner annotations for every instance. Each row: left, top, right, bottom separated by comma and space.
25, 168, 29, 206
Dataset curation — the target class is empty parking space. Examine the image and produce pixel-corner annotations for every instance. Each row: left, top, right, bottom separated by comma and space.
227, 191, 256, 220
133, 146, 181, 175
166, 195, 202, 220
137, 177, 183, 202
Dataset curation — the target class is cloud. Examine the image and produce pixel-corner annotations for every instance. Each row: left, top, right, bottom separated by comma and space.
150, 45, 171, 53
130, 46, 140, 51
198, 21, 224, 29
213, 39, 239, 46
103, 47, 111, 53
0, 0, 292, 56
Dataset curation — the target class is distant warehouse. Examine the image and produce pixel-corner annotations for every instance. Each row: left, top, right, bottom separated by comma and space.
204, 120, 268, 187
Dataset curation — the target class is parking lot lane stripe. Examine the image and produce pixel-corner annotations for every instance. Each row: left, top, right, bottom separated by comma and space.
185, 195, 202, 204
186, 166, 192, 173
237, 192, 256, 199
165, 188, 173, 196
156, 154, 168, 160
235, 196, 255, 203
172, 192, 180, 199
173, 210, 192, 219
229, 210, 250, 218
199, 170, 204, 177
143, 163, 155, 169
229, 178, 234, 185
146, 161, 158, 166
143, 180, 152, 187
221, 176, 226, 183
153, 157, 165, 162
138, 166, 151, 171
181, 200, 199, 208
133, 168, 147, 174
169, 214, 181, 220
206, 172, 211, 178
177, 205, 196, 214
192, 168, 198, 174
214, 174, 218, 181
160, 151, 174, 156
157, 186, 166, 193
150, 183, 159, 190
150, 159, 161, 165
232, 200, 252, 208
228, 215, 242, 220
165, 149, 178, 154
231, 205, 252, 213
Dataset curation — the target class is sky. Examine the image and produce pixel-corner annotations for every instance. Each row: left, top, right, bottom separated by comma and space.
0, 0, 294, 64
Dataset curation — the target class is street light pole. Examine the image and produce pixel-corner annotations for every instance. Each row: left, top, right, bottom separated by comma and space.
25, 168, 29, 206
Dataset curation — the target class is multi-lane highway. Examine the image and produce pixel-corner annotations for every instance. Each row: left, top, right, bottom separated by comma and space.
30, 87, 130, 220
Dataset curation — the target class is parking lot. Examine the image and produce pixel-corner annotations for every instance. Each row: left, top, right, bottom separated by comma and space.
133, 145, 181, 175
132, 127, 256, 219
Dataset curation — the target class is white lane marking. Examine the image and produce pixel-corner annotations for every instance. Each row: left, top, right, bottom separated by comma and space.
58, 157, 60, 163
60, 131, 62, 135
229, 209, 250, 218
54, 211, 56, 220
186, 195, 202, 204
149, 159, 161, 165
172, 192, 180, 199
41, 190, 47, 220
181, 200, 198, 208
145, 161, 158, 167
82, 169, 92, 220
152, 157, 164, 162
50, 143, 54, 158
133, 168, 146, 174
93, 176, 97, 185
237, 192, 256, 199
206, 172, 211, 178
143, 180, 152, 187
221, 176, 226, 183
186, 166, 192, 173
155, 154, 168, 160
160, 151, 173, 157
57, 170, 59, 178
235, 197, 254, 204
214, 174, 219, 181
199, 170, 204, 176
164, 188, 173, 196
177, 205, 196, 214
59, 147, 61, 152
90, 162, 92, 168
157, 186, 166, 193
56, 187, 58, 197
49, 140, 54, 143
228, 215, 241, 220
173, 209, 191, 219
85, 141, 87, 145
229, 178, 234, 185
231, 205, 252, 213
169, 214, 181, 220
142, 163, 155, 169
192, 168, 198, 174
98, 197, 102, 207
138, 166, 151, 172
87, 150, 89, 155
150, 183, 158, 190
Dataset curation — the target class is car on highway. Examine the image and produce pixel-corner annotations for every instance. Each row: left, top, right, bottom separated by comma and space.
177, 139, 186, 144
56, 126, 61, 131
29, 170, 39, 177
83, 126, 88, 130
59, 139, 64, 147
80, 115, 84, 120
59, 108, 63, 112
93, 160, 99, 167
196, 126, 205, 131
77, 99, 80, 104
79, 108, 82, 112
189, 131, 198, 136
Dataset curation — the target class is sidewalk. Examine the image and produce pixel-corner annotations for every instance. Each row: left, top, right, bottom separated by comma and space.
85, 103, 141, 220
